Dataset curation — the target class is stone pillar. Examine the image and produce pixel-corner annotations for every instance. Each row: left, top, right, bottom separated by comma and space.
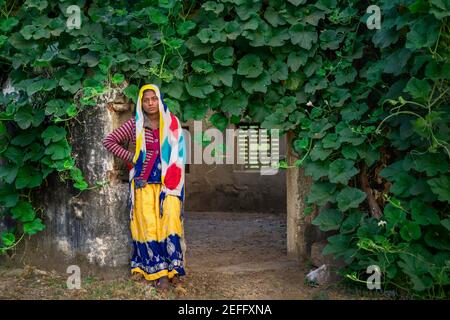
286, 131, 313, 262
15, 86, 134, 273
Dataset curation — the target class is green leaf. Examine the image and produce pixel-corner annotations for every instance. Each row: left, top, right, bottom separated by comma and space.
14, 107, 33, 129
441, 219, 450, 231
41, 126, 67, 145
11, 200, 36, 223
59, 78, 81, 94
177, 20, 197, 36
0, 164, 19, 184
237, 54, 263, 78
0, 17, 19, 33
25, 0, 48, 10
338, 128, 365, 146
210, 113, 229, 131
289, 24, 317, 49
1, 231, 15, 247
406, 16, 440, 49
215, 67, 235, 87
3, 145, 24, 165
312, 208, 343, 231
304, 160, 328, 180
309, 142, 332, 161
185, 75, 214, 98
222, 92, 248, 116
383, 49, 412, 75
202, 1, 225, 14
264, 6, 286, 27
322, 133, 341, 149
400, 222, 422, 241
307, 182, 337, 205
430, 0, 450, 19
80, 52, 99, 67
235, 1, 262, 20
182, 102, 208, 120
328, 159, 359, 184
224, 20, 242, 40
412, 153, 448, 176
427, 175, 450, 202
294, 137, 309, 152
11, 130, 37, 147
337, 187, 366, 212
334, 67, 357, 86
241, 71, 271, 94
111, 73, 125, 85
315, 0, 337, 10
341, 145, 358, 160
213, 47, 234, 66
192, 59, 214, 74
165, 81, 185, 99
148, 7, 169, 25
124, 84, 139, 103
404, 77, 431, 101
185, 36, 212, 56
410, 199, 441, 226
340, 211, 365, 234
372, 28, 400, 48
15, 165, 43, 189
23, 218, 45, 235
424, 227, 450, 250
197, 28, 226, 43
44, 140, 71, 160
288, 0, 307, 5
74, 180, 88, 191
322, 234, 351, 257
268, 60, 288, 82
0, 188, 19, 207
384, 203, 406, 228
287, 51, 308, 72
320, 30, 343, 50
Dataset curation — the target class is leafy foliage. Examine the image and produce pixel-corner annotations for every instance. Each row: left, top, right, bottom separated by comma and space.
0, 0, 448, 298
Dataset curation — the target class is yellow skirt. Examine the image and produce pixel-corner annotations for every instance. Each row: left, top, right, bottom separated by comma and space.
130, 183, 185, 281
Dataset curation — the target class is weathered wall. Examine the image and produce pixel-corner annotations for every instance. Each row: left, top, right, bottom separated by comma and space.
16, 90, 132, 272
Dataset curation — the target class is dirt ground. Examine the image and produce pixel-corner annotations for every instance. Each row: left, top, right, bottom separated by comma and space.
0, 212, 384, 300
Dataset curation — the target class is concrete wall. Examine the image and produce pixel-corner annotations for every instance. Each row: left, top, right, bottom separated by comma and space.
286, 131, 329, 262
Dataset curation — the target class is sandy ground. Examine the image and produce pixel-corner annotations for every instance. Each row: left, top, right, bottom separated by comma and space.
0, 212, 383, 300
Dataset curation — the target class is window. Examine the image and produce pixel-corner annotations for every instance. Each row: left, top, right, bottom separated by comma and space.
236, 123, 279, 173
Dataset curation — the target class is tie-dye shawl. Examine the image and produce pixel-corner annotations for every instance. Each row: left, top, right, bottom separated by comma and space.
128, 84, 185, 220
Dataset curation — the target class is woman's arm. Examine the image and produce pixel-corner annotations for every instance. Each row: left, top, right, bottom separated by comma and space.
102, 118, 135, 163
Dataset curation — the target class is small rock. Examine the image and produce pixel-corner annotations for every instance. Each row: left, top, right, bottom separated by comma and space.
33, 269, 49, 276
305, 264, 331, 285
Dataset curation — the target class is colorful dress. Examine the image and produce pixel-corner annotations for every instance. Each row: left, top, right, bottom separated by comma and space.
103, 118, 186, 281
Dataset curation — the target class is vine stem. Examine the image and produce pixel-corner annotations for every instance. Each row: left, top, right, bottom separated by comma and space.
375, 111, 426, 134
0, 232, 24, 251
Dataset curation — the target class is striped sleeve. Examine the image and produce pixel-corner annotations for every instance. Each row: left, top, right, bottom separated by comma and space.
102, 118, 135, 163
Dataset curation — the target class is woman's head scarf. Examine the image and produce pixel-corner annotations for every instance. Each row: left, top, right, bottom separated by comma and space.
128, 84, 185, 220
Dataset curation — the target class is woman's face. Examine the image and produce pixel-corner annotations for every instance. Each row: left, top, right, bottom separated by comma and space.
142, 90, 159, 115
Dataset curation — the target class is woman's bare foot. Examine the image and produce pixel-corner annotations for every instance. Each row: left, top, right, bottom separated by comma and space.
156, 276, 170, 291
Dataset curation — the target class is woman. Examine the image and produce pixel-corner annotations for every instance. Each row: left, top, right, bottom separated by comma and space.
103, 84, 186, 290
